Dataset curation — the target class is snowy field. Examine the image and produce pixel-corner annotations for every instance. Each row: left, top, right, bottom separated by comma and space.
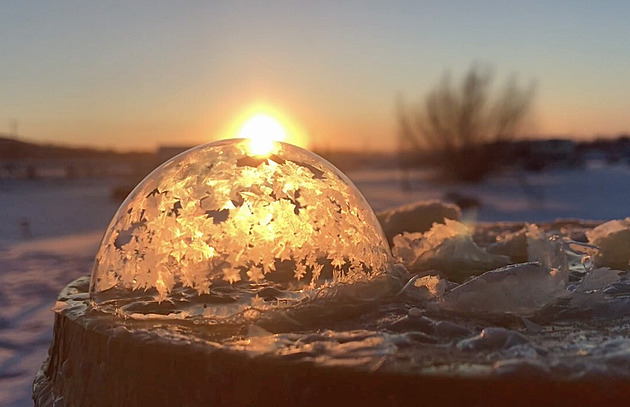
2, 163, 630, 406
353, 163, 630, 222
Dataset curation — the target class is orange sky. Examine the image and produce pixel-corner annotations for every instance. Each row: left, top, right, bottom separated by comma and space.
2, 2, 630, 152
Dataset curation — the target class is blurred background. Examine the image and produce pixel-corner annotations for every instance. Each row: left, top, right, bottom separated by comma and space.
2, 1, 630, 405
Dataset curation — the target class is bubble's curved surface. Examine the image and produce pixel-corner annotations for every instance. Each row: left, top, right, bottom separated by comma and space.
90, 139, 391, 319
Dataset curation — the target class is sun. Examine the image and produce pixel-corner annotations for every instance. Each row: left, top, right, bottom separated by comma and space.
239, 114, 286, 156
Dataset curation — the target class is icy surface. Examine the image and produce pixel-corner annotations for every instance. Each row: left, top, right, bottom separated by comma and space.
47, 266, 630, 384
5, 164, 630, 405
40, 219, 630, 386
213, 226, 630, 379
91, 139, 391, 319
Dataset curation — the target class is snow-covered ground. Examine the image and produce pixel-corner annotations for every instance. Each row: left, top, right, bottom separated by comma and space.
0, 179, 118, 407
2, 163, 630, 406
351, 163, 630, 222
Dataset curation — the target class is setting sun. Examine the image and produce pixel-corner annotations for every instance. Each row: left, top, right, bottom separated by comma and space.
224, 103, 309, 154
239, 114, 286, 156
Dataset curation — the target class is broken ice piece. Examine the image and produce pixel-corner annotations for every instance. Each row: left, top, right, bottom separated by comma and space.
487, 226, 528, 263
570, 267, 623, 308
376, 200, 461, 244
397, 274, 446, 300
526, 224, 566, 270
576, 267, 622, 293
586, 218, 630, 270
392, 219, 509, 282
441, 262, 568, 315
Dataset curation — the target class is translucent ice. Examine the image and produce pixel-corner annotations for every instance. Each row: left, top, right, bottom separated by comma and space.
90, 139, 391, 319
525, 224, 567, 271
392, 219, 509, 281
577, 267, 622, 293
442, 262, 567, 315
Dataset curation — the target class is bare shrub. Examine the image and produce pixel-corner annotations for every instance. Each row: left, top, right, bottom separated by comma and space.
398, 65, 535, 182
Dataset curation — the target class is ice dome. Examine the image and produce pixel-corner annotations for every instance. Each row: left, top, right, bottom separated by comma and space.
90, 138, 392, 320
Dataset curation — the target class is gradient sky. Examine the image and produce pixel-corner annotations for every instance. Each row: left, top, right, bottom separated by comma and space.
1, 1, 629, 151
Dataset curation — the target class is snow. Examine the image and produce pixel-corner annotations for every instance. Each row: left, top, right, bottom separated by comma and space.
0, 178, 119, 244
3, 163, 630, 405
350, 164, 630, 222
0, 231, 100, 407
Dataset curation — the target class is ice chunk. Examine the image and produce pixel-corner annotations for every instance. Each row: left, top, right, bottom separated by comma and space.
577, 267, 622, 293
377, 200, 461, 244
397, 274, 446, 300
586, 218, 630, 270
526, 224, 566, 270
392, 219, 509, 281
569, 267, 624, 309
527, 224, 600, 278
414, 275, 446, 297
487, 226, 528, 263
442, 262, 567, 315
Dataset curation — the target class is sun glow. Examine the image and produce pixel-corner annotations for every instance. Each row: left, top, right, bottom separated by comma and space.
222, 104, 309, 153
239, 114, 286, 156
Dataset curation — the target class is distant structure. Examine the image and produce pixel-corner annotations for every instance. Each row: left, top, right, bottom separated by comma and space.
0, 136, 155, 180
9, 119, 18, 139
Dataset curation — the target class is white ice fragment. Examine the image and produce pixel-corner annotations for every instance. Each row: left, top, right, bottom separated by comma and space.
377, 200, 461, 243
441, 262, 567, 315
392, 219, 509, 281
414, 275, 446, 297
397, 274, 446, 300
586, 218, 630, 270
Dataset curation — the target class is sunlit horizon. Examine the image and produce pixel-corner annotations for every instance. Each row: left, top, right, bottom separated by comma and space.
2, 2, 630, 152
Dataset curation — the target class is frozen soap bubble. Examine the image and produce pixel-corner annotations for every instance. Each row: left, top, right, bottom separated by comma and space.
90, 138, 391, 320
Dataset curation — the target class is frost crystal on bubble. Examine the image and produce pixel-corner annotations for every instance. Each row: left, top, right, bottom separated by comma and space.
90, 139, 391, 318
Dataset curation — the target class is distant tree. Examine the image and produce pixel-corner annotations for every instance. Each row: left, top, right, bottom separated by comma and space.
398, 65, 535, 182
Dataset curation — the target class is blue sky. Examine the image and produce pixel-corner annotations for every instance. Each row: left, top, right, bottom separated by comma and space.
1, 1, 629, 151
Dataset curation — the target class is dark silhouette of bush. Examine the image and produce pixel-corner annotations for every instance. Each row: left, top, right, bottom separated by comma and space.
398, 65, 535, 182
